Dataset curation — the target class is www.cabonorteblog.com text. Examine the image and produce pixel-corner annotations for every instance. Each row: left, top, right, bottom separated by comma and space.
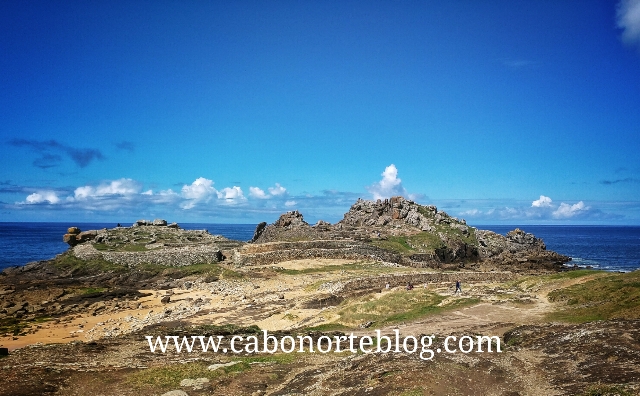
146, 330, 502, 361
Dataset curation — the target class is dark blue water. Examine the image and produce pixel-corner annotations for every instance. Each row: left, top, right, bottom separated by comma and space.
0, 222, 257, 270
481, 225, 640, 273
1, 223, 638, 272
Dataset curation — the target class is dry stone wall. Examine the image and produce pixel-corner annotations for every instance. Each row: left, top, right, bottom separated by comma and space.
73, 244, 222, 267
325, 271, 518, 294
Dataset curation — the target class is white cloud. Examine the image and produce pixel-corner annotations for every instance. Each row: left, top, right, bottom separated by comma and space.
284, 200, 297, 207
249, 186, 268, 199
25, 191, 60, 204
268, 183, 287, 196
181, 177, 218, 209
218, 186, 246, 204
617, 0, 640, 46
531, 195, 553, 208
553, 201, 590, 219
74, 178, 141, 200
366, 164, 409, 200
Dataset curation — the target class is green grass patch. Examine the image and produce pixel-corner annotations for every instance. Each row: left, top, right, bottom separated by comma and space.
506, 270, 604, 291
127, 353, 295, 389
0, 315, 51, 337
136, 262, 243, 280
547, 270, 640, 323
371, 226, 477, 257
127, 361, 218, 389
399, 388, 426, 396
274, 262, 367, 275
331, 289, 480, 327
51, 252, 128, 275
77, 287, 108, 295
580, 383, 634, 396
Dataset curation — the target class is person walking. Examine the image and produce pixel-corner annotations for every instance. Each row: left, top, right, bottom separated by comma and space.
455, 280, 462, 294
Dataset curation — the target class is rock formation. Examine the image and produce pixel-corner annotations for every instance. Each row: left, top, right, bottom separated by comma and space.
248, 196, 570, 271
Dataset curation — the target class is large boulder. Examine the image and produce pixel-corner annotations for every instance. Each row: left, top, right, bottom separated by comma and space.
63, 229, 98, 246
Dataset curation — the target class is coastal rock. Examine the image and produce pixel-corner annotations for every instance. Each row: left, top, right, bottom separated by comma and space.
153, 219, 168, 226
247, 196, 569, 270
63, 230, 98, 247
250, 222, 267, 242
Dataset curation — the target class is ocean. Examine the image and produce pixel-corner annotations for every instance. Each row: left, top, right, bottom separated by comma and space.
0, 223, 638, 272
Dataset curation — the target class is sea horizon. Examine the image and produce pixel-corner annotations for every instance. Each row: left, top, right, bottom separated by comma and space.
1, 222, 639, 273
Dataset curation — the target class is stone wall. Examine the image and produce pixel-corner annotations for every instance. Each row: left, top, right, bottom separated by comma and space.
233, 240, 402, 266
323, 271, 518, 294
73, 244, 222, 267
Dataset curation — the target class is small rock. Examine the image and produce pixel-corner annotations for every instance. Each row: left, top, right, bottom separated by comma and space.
180, 377, 209, 390
208, 361, 241, 371
161, 296, 171, 304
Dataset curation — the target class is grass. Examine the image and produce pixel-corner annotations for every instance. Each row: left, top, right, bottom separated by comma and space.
273, 262, 367, 275
547, 270, 640, 323
0, 315, 50, 337
580, 383, 635, 396
49, 251, 243, 280
126, 354, 296, 389
77, 287, 108, 294
50, 252, 128, 275
370, 225, 478, 258
330, 289, 480, 327
94, 242, 149, 252
506, 269, 604, 291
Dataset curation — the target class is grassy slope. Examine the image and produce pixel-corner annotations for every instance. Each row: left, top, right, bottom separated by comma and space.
547, 270, 640, 323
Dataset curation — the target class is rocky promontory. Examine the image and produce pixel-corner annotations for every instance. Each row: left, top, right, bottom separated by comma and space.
246, 196, 570, 271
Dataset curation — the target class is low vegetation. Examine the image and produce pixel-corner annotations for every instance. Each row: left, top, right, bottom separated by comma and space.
126, 354, 296, 389
547, 270, 640, 323
328, 289, 479, 327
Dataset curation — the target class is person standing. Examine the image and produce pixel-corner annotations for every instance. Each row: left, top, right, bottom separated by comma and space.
455, 280, 462, 294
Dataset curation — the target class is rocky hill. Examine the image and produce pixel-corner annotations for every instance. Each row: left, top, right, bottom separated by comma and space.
248, 196, 570, 271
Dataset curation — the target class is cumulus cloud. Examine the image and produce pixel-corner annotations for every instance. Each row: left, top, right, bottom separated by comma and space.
9, 139, 105, 168
181, 177, 218, 209
454, 195, 614, 222
552, 201, 590, 219
268, 183, 287, 196
531, 195, 553, 208
24, 191, 60, 204
218, 186, 246, 204
366, 164, 409, 200
74, 178, 142, 200
284, 200, 297, 207
249, 183, 288, 199
249, 187, 268, 199
617, 0, 640, 46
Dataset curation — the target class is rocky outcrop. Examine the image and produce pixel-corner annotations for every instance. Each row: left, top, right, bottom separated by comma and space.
60, 221, 237, 267
63, 228, 98, 247
248, 197, 570, 270
133, 219, 173, 227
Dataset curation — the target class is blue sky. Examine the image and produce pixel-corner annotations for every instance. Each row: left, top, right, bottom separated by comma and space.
1, 0, 640, 225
